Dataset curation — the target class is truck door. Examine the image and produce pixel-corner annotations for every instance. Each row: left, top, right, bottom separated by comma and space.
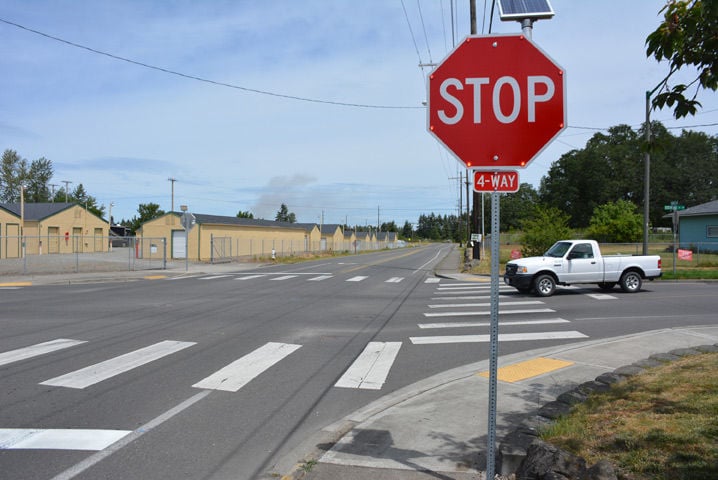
563, 243, 602, 284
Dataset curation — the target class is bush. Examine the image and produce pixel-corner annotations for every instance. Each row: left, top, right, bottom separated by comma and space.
521, 205, 573, 256
585, 200, 643, 243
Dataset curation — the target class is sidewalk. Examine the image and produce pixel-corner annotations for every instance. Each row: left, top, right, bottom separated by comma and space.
276, 246, 718, 479
0, 260, 262, 287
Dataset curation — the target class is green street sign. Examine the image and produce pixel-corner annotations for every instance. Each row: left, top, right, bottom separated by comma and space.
664, 205, 686, 211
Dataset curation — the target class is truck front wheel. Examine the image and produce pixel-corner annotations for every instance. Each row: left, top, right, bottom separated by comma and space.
619, 271, 643, 293
533, 274, 556, 297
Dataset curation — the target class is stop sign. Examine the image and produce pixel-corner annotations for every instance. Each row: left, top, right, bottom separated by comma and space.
427, 34, 566, 169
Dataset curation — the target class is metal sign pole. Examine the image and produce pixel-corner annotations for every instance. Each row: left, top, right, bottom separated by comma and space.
486, 191, 500, 479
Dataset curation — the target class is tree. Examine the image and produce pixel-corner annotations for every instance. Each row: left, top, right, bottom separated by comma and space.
646, 0, 718, 118
127, 203, 165, 233
275, 203, 296, 223
380, 221, 398, 232
1, 149, 27, 203
26, 157, 54, 202
55, 183, 104, 218
236, 210, 254, 219
401, 220, 413, 240
520, 205, 572, 257
539, 122, 716, 229
499, 183, 540, 231
585, 200, 643, 243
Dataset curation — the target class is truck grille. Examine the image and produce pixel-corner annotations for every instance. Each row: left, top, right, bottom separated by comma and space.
505, 264, 518, 276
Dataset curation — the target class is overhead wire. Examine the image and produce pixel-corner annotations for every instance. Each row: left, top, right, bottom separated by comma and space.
0, 16, 423, 110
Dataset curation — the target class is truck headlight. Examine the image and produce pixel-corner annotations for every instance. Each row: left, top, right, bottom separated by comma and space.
518, 266, 528, 273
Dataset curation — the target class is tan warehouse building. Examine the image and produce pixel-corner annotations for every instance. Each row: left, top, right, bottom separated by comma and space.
0, 202, 108, 258
138, 212, 325, 261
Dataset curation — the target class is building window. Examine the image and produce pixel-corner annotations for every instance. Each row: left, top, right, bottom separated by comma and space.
707, 225, 718, 238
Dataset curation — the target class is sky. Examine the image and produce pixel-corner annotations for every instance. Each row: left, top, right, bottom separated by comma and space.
1, 1, 716, 227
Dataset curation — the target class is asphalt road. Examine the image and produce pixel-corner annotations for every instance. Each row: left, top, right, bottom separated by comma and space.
1, 244, 716, 480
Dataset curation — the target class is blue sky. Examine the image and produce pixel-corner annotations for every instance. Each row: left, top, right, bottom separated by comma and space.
1, 1, 716, 226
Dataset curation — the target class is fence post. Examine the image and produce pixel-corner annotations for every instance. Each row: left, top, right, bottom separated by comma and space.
163, 238, 167, 270
210, 234, 214, 264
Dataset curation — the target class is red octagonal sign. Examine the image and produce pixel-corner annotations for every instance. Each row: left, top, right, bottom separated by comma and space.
427, 34, 566, 169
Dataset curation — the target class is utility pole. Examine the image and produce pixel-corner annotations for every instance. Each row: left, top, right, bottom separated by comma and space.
377, 205, 380, 232
449, 173, 464, 245
470, 0, 479, 256
49, 183, 58, 202
61, 180, 72, 203
168, 177, 177, 212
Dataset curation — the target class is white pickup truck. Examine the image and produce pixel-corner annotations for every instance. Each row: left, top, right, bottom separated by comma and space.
504, 239, 662, 297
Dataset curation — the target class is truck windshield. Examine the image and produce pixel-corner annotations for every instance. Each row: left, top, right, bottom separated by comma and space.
544, 242, 572, 258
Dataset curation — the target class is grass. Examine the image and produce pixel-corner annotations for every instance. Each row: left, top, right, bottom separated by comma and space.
540, 352, 718, 480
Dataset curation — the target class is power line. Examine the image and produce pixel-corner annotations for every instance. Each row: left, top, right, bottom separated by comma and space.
0, 17, 423, 110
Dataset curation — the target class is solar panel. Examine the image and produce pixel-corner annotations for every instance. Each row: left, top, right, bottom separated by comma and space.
498, 0, 555, 21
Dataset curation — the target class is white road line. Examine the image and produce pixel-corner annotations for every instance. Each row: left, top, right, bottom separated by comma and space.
385, 277, 404, 283
199, 275, 232, 280
428, 300, 544, 308
410, 331, 588, 344
418, 318, 571, 329
586, 293, 618, 300
335, 342, 402, 390
308, 275, 333, 281
271, 275, 298, 281
192, 342, 301, 392
346, 276, 368, 282
235, 274, 266, 280
50, 390, 211, 480
423, 308, 555, 317
40, 340, 195, 389
0, 428, 131, 451
0, 339, 87, 367
424, 278, 441, 283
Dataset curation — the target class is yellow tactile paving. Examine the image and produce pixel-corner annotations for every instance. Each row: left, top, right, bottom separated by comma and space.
0, 282, 32, 287
143, 275, 167, 280
477, 357, 574, 383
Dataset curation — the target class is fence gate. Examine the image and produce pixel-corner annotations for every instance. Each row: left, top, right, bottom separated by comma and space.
210, 235, 232, 263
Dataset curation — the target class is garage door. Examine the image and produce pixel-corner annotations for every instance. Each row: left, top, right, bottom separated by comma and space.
172, 230, 186, 258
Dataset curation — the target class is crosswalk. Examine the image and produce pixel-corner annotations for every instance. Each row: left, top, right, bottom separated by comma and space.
1, 280, 591, 397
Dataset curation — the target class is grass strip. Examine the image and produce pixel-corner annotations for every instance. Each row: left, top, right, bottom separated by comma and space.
540, 352, 718, 479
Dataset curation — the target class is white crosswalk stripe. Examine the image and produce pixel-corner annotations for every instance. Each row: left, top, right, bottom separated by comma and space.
0, 428, 131, 451
418, 318, 571, 329
424, 308, 555, 317
0, 339, 87, 367
346, 276, 368, 282
271, 275, 298, 281
308, 275, 333, 281
427, 300, 544, 308
424, 278, 441, 283
192, 342, 301, 392
385, 277, 404, 283
410, 331, 588, 345
235, 274, 266, 280
199, 275, 232, 280
40, 340, 196, 389
335, 342, 402, 390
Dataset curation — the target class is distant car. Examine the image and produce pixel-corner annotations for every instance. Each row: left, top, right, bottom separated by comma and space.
110, 237, 129, 248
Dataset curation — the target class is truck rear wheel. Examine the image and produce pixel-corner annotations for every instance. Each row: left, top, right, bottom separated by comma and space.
533, 274, 556, 297
619, 271, 642, 293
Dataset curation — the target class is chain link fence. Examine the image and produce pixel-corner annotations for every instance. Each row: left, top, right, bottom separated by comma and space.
0, 236, 168, 275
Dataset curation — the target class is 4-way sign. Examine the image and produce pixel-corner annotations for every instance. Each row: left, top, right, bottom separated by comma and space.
427, 34, 566, 170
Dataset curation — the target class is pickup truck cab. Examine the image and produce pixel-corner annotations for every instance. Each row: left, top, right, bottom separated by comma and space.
504, 240, 662, 297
